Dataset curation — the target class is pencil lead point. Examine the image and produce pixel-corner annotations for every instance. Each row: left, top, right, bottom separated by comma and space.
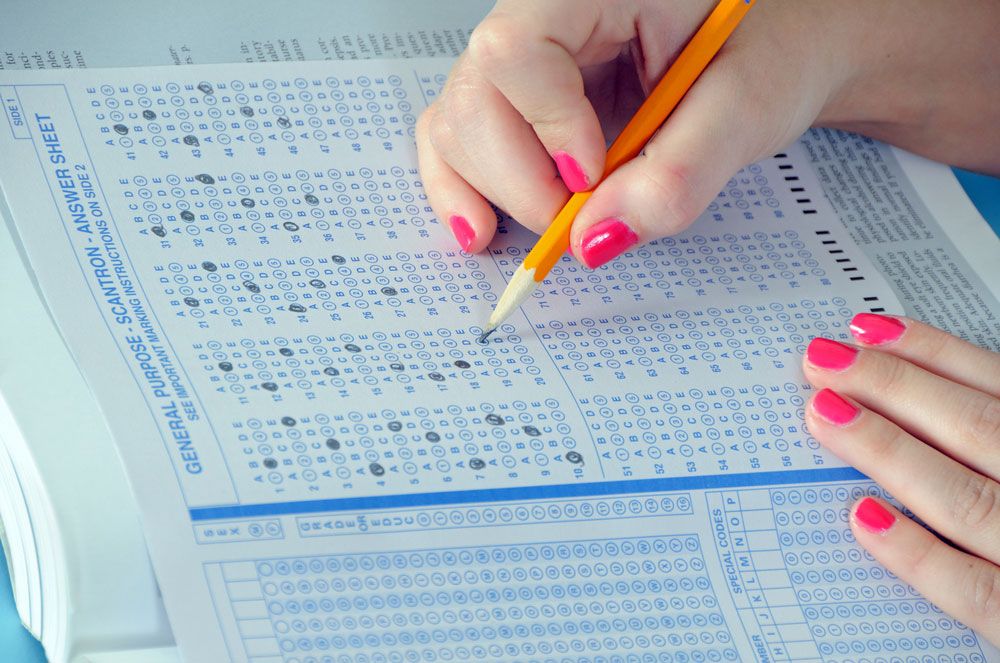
477, 328, 496, 344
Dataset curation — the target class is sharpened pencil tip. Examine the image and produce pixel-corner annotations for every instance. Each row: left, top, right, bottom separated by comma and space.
477, 328, 496, 344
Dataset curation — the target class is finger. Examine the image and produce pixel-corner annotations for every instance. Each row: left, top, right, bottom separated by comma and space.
849, 313, 1000, 398
468, 0, 614, 192
566, 2, 835, 269
567, 47, 811, 268
848, 496, 1000, 644
434, 60, 571, 235
416, 104, 497, 253
804, 337, 1000, 480
805, 388, 1000, 564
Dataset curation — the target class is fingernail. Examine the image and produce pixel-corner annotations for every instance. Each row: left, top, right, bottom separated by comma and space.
579, 218, 638, 269
807, 338, 859, 371
854, 497, 896, 535
553, 151, 590, 193
850, 313, 906, 346
448, 215, 475, 252
812, 388, 860, 426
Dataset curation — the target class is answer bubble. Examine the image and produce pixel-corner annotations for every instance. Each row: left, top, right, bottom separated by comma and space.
331, 254, 346, 264
304, 194, 319, 205
201, 261, 217, 272
240, 197, 255, 208
261, 382, 278, 392
323, 367, 340, 376
281, 416, 296, 427
344, 344, 361, 353
218, 361, 233, 372
243, 280, 261, 293
113, 124, 128, 135
240, 106, 254, 117
425, 432, 440, 443
326, 438, 340, 450
454, 360, 470, 369
288, 303, 306, 313
282, 221, 299, 231
151, 225, 166, 237
195, 173, 215, 184
469, 458, 486, 470
369, 462, 385, 476
183, 296, 200, 307
309, 279, 326, 289
180, 210, 195, 222
279, 348, 294, 357
566, 451, 584, 464
277, 116, 291, 128
380, 286, 398, 296
389, 363, 404, 372
522, 425, 541, 437
387, 421, 402, 432
183, 135, 199, 146
197, 82, 214, 95
263, 458, 278, 469
142, 110, 156, 120
485, 413, 504, 426
428, 372, 444, 382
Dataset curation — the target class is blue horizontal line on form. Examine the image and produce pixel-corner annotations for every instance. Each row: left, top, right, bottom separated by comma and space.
187, 467, 868, 522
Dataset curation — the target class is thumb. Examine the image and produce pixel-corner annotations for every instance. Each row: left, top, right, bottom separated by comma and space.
569, 48, 822, 268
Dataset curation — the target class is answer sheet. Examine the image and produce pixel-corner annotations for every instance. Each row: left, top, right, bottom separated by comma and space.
1, 55, 998, 663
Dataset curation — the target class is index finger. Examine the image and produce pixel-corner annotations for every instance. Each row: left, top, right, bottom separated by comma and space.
467, 0, 616, 192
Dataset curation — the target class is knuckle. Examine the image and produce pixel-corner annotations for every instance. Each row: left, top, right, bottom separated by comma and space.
966, 563, 1000, 623
637, 159, 701, 234
440, 72, 487, 130
426, 111, 455, 153
961, 397, 1000, 448
867, 354, 909, 401
950, 472, 1000, 531
468, 17, 521, 71
908, 321, 950, 363
864, 419, 908, 465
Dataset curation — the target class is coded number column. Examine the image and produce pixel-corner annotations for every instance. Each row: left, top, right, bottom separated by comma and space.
709, 489, 822, 662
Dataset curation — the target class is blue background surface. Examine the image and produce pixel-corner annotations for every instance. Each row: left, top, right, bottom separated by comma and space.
1, 170, 998, 663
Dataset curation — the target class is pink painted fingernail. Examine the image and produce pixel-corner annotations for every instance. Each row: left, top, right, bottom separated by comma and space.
579, 218, 638, 269
854, 497, 896, 534
807, 338, 859, 371
553, 151, 589, 193
850, 313, 906, 346
812, 388, 860, 426
448, 215, 475, 252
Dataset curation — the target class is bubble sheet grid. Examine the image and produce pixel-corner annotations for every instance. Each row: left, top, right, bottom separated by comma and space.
118, 166, 441, 249
207, 535, 738, 663
92, 73, 424, 161
224, 399, 590, 504
294, 492, 694, 539
707, 484, 988, 662
51, 63, 898, 512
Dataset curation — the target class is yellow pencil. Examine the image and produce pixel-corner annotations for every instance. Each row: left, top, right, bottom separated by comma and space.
480, 0, 756, 343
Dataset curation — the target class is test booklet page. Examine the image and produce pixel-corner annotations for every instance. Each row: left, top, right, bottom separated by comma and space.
1, 55, 999, 663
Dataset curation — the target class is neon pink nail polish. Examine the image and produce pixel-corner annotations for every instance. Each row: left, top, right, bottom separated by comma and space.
812, 388, 860, 426
850, 313, 906, 346
553, 151, 589, 193
854, 497, 896, 534
579, 218, 638, 269
806, 338, 859, 371
448, 215, 475, 252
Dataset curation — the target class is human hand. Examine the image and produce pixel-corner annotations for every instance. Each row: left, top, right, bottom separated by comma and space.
416, 0, 859, 264
804, 313, 1000, 645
